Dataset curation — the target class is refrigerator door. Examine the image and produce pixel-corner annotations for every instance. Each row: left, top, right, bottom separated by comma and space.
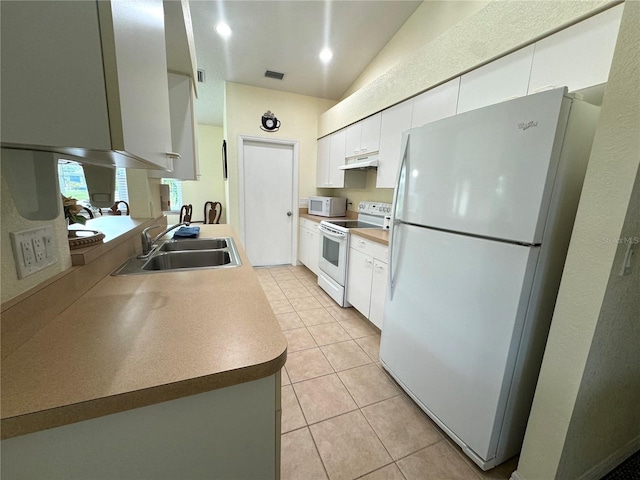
396, 88, 570, 244
381, 223, 539, 463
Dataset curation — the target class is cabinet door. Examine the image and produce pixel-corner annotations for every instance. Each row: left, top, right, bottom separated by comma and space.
298, 226, 309, 266
345, 123, 362, 158
528, 4, 623, 94
377, 100, 413, 188
308, 226, 320, 276
328, 129, 346, 188
149, 74, 198, 179
457, 45, 535, 114
99, 0, 173, 170
411, 78, 460, 129
369, 260, 388, 330
0, 1, 112, 150
346, 248, 373, 318
360, 113, 381, 154
316, 136, 331, 187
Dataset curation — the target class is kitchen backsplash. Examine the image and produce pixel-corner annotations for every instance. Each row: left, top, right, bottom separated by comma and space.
320, 170, 394, 212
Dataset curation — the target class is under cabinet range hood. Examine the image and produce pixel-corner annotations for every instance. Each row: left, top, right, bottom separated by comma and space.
339, 152, 379, 170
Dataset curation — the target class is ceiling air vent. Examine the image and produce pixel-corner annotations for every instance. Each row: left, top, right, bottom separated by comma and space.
197, 69, 206, 83
265, 70, 285, 80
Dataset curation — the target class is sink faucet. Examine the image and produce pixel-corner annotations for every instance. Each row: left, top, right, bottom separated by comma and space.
139, 222, 190, 257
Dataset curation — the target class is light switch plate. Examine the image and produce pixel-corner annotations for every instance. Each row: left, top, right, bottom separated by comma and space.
10, 225, 57, 279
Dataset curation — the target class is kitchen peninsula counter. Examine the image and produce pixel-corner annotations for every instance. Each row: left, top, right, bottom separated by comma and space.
1, 223, 287, 441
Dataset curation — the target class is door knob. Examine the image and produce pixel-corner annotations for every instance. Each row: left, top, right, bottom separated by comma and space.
287, 211, 292, 216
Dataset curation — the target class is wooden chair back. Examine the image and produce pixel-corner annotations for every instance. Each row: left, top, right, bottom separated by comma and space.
109, 201, 130, 216
204, 201, 222, 224
179, 204, 193, 223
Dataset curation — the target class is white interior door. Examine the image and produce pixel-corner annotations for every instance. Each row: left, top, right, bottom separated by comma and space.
242, 139, 295, 266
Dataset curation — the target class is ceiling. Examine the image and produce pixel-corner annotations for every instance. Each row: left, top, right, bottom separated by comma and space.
189, 1, 422, 126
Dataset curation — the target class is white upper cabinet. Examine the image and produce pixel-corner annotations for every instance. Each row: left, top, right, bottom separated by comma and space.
98, 0, 172, 170
163, 0, 198, 92
528, 4, 623, 94
345, 114, 382, 158
149, 74, 199, 180
316, 136, 331, 188
329, 129, 347, 187
411, 78, 460, 129
457, 45, 535, 114
377, 100, 413, 188
0, 0, 172, 170
317, 130, 346, 188
1, 1, 112, 152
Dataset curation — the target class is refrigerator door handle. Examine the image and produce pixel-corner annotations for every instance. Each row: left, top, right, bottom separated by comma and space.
389, 134, 410, 300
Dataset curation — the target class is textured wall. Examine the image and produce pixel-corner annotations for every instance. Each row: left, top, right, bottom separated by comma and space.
341, 0, 489, 100
1, 162, 72, 304
319, 0, 614, 137
224, 83, 336, 229
516, 2, 640, 478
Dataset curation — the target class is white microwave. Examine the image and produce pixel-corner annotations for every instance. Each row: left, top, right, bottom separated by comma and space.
308, 196, 347, 217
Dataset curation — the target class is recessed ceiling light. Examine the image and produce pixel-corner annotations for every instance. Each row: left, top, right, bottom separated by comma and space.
216, 22, 232, 38
319, 48, 333, 64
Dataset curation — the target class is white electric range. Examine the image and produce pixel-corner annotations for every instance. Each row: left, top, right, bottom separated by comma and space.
317, 201, 392, 306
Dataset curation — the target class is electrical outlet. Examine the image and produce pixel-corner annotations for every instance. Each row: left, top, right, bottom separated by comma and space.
21, 240, 35, 266
33, 237, 46, 262
10, 225, 57, 279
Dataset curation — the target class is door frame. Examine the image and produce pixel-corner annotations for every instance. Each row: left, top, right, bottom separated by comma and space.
237, 134, 300, 266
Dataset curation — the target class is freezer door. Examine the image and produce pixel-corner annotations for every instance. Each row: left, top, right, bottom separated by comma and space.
396, 88, 570, 244
381, 223, 539, 462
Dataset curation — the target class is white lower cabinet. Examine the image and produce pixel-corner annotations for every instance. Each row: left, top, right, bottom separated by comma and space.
369, 259, 388, 329
299, 218, 320, 276
1, 375, 280, 479
346, 236, 388, 329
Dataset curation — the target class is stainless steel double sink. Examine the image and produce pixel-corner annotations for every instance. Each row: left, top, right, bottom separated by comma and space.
112, 237, 242, 275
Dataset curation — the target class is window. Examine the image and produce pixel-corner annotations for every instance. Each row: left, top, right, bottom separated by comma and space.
58, 161, 89, 202
58, 160, 128, 207
161, 178, 183, 211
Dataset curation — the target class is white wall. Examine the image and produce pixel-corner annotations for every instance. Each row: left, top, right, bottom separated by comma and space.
516, 2, 640, 478
223, 83, 336, 229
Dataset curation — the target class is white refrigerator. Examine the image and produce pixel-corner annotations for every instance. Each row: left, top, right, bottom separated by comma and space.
379, 87, 600, 470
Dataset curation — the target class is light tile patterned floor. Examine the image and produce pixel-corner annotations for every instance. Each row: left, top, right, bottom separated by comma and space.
256, 265, 518, 480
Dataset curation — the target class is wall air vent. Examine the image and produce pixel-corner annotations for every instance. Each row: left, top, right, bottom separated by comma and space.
197, 69, 206, 83
265, 70, 285, 80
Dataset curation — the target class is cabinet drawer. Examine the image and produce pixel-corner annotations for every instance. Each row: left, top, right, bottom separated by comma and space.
350, 236, 388, 263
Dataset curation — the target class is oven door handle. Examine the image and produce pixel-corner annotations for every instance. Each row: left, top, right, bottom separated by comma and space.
318, 226, 347, 239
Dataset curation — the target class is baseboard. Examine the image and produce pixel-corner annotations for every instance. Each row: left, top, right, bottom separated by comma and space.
510, 436, 640, 480
577, 436, 640, 480
510, 470, 527, 480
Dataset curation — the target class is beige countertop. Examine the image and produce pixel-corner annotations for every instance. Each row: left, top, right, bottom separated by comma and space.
1, 224, 287, 439
351, 228, 390, 246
